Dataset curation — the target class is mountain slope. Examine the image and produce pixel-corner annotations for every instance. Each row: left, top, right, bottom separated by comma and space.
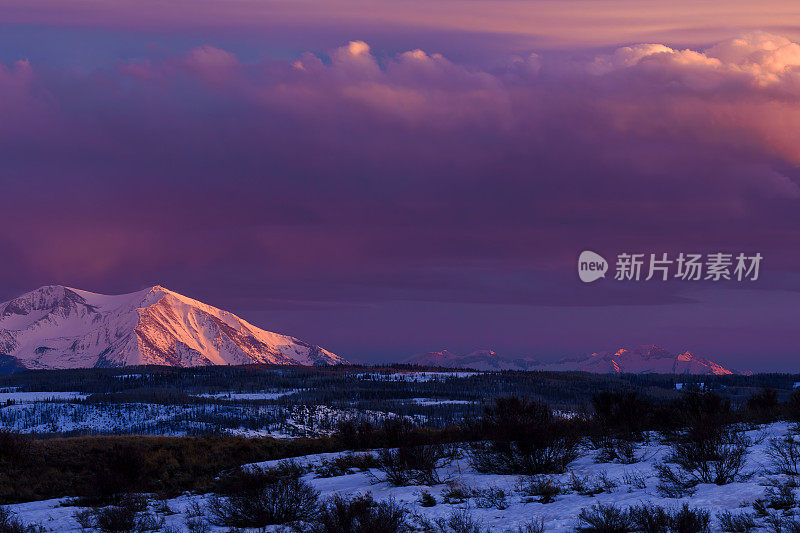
0, 285, 346, 369
407, 345, 749, 375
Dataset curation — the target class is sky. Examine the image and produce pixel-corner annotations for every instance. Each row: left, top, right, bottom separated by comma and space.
2, 1, 800, 371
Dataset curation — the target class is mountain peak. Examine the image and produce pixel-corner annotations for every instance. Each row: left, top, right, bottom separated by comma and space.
0, 285, 345, 369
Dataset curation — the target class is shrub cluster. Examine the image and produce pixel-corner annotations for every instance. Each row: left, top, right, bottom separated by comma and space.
469, 398, 580, 475
577, 503, 710, 533
375, 444, 452, 486
309, 493, 410, 533
655, 393, 750, 496
73, 494, 161, 533
208, 463, 319, 528
0, 506, 36, 533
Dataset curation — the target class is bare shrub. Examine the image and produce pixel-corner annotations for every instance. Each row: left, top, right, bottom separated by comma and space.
184, 515, 210, 533
655, 465, 697, 498
315, 453, 379, 478
92, 504, 137, 533
441, 483, 471, 504
0, 507, 30, 533
768, 437, 800, 476
717, 511, 757, 533
628, 503, 671, 533
515, 518, 545, 533
765, 512, 800, 533
577, 503, 709, 533
654, 391, 732, 440
594, 471, 618, 493
753, 479, 797, 516
132, 513, 163, 532
182, 501, 209, 532
375, 445, 450, 486
766, 480, 797, 511
472, 485, 508, 510
517, 475, 561, 503
310, 493, 410, 533
596, 438, 643, 464
185, 501, 205, 519
567, 471, 616, 496
575, 504, 634, 533
85, 494, 160, 533
745, 388, 780, 422
568, 471, 589, 493
420, 508, 485, 533
208, 474, 318, 528
670, 504, 710, 533
153, 493, 174, 516
470, 397, 579, 475
592, 391, 653, 438
656, 420, 751, 497
73, 508, 94, 529
622, 471, 647, 490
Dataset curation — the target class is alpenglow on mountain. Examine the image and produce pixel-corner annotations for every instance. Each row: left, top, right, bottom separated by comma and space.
0, 285, 346, 369
408, 345, 750, 375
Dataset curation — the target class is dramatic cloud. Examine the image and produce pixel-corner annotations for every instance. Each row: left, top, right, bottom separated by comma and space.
2, 33, 800, 366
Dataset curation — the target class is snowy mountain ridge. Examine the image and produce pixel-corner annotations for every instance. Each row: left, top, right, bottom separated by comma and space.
0, 285, 346, 369
535, 344, 750, 375
408, 344, 750, 375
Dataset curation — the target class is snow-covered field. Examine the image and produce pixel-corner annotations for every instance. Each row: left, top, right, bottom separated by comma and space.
0, 401, 390, 437
5, 422, 796, 531
0, 391, 87, 403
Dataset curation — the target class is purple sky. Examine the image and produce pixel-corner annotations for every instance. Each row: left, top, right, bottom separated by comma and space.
2, 1, 800, 370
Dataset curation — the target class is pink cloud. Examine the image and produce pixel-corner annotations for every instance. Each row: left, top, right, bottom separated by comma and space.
2, 33, 800, 288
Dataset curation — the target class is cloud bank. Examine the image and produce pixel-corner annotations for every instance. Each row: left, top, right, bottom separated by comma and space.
2, 33, 800, 363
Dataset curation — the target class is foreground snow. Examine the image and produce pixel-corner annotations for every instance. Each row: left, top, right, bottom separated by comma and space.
4, 421, 795, 531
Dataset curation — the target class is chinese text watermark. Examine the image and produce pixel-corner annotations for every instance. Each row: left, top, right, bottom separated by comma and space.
579, 251, 762, 283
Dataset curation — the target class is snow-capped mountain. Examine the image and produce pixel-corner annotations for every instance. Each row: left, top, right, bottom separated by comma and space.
407, 349, 542, 371
534, 345, 750, 375
0, 285, 346, 369
408, 345, 749, 375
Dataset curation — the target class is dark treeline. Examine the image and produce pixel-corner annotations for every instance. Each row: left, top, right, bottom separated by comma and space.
3, 364, 799, 405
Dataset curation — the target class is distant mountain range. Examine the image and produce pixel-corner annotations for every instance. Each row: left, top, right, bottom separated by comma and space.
0, 285, 346, 370
0, 285, 753, 376
408, 345, 751, 375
